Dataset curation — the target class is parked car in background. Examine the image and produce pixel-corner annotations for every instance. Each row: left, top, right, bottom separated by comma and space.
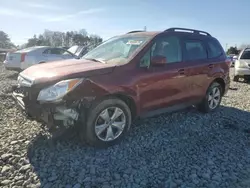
231, 55, 238, 67
67, 45, 87, 58
233, 48, 250, 82
3, 46, 76, 71
12, 27, 230, 148
0, 48, 17, 62
67, 44, 102, 58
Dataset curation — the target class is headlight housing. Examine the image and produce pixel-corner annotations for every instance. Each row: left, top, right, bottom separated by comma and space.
37, 78, 84, 102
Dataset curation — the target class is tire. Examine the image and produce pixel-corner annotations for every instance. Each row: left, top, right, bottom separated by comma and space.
198, 82, 222, 113
80, 98, 132, 148
233, 75, 239, 82
244, 75, 250, 82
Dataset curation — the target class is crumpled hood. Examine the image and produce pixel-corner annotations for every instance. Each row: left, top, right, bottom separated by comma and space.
20, 59, 115, 84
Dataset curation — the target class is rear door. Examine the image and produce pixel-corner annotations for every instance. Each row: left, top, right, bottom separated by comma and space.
181, 38, 210, 101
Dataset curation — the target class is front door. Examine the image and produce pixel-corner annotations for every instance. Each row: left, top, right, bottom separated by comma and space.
135, 35, 191, 114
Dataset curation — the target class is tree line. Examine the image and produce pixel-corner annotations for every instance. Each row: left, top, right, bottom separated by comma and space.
227, 44, 250, 55
0, 29, 103, 50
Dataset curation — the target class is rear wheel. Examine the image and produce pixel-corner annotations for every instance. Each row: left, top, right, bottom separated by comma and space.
80, 98, 132, 148
198, 82, 222, 113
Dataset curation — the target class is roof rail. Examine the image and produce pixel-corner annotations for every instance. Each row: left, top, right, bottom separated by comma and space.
127, 30, 144, 34
165, 27, 211, 36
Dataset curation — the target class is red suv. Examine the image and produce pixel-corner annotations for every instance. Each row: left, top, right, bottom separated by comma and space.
12, 28, 230, 147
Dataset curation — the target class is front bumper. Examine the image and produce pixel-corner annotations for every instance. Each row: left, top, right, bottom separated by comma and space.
235, 67, 250, 76
12, 89, 56, 127
11, 86, 80, 131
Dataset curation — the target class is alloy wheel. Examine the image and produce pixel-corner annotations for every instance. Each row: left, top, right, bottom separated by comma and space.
208, 87, 221, 109
94, 107, 126, 142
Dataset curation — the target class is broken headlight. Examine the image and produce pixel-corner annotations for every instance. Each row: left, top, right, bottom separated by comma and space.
37, 78, 83, 102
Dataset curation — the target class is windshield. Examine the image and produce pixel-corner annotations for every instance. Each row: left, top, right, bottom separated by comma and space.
240, 49, 250, 59
83, 36, 150, 64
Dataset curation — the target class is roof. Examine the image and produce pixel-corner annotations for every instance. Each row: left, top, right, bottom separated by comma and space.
122, 28, 212, 38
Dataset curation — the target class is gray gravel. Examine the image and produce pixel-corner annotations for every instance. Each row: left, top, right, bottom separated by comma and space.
1, 62, 250, 188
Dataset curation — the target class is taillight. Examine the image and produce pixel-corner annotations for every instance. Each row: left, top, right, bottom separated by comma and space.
21, 53, 26, 62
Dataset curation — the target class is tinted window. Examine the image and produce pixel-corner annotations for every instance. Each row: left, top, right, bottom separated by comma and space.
240, 49, 250, 59
44, 48, 65, 55
207, 39, 223, 58
184, 40, 207, 61
152, 36, 182, 63
50, 48, 65, 55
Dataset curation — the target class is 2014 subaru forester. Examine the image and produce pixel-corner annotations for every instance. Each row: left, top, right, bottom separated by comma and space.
12, 28, 230, 148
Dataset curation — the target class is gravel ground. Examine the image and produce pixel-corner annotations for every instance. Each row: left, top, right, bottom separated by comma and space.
0, 62, 250, 188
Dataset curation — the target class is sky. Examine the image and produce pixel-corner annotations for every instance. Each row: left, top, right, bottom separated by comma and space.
1, 0, 250, 49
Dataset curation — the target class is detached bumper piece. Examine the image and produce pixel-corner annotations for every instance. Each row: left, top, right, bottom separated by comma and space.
11, 86, 80, 133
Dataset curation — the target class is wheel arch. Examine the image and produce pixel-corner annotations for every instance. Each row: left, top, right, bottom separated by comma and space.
211, 77, 226, 95
108, 93, 137, 120
89, 93, 138, 121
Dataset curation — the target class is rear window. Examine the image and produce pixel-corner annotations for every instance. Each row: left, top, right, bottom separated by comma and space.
207, 39, 223, 58
240, 49, 250, 59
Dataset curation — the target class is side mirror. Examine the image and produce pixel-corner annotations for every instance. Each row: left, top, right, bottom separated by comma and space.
151, 55, 167, 67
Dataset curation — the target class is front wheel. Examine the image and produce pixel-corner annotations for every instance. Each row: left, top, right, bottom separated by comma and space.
80, 98, 132, 148
198, 82, 222, 113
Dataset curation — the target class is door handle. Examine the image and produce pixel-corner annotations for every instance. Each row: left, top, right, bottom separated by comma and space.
208, 64, 214, 69
178, 69, 185, 75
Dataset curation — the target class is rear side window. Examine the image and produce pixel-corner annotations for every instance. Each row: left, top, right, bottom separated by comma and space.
43, 48, 65, 55
184, 40, 207, 61
207, 39, 223, 58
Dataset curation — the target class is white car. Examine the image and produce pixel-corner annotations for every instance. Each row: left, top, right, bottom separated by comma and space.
233, 48, 250, 82
3, 46, 76, 71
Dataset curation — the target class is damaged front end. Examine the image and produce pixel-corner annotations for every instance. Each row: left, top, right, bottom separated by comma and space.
11, 75, 84, 135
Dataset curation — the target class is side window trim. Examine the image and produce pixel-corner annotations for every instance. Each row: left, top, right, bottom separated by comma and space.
182, 38, 208, 61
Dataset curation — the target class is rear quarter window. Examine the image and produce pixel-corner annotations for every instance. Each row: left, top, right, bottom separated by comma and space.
207, 39, 224, 58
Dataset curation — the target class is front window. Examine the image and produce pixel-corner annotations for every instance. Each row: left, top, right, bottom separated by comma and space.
240, 49, 250, 59
83, 36, 150, 64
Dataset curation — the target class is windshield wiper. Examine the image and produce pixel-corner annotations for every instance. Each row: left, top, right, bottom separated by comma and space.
84, 58, 106, 64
